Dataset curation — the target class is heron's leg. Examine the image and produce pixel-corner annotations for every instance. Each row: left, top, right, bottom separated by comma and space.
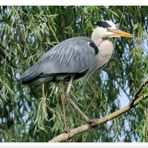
67, 97, 90, 122
61, 93, 68, 132
65, 76, 90, 123
42, 83, 45, 97
66, 75, 74, 95
61, 75, 75, 132
67, 97, 97, 126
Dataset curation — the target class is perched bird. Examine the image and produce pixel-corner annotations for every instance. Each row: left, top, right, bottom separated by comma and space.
21, 21, 133, 85
20, 20, 134, 130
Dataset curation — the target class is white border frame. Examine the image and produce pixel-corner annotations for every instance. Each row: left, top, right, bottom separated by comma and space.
0, 0, 147, 6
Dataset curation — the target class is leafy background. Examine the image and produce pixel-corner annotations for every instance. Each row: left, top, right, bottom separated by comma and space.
0, 6, 148, 142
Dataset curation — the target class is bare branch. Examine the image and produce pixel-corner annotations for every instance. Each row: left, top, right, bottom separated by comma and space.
49, 80, 148, 142
129, 80, 148, 107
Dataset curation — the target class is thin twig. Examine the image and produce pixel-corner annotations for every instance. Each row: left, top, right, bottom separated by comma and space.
129, 80, 148, 107
49, 80, 148, 142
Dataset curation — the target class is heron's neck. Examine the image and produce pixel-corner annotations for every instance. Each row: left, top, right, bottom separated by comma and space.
91, 28, 103, 46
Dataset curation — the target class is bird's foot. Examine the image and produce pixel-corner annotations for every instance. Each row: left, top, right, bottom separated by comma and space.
87, 119, 98, 127
64, 127, 71, 134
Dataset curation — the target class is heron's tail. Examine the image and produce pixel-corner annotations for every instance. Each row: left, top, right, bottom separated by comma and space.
20, 63, 41, 84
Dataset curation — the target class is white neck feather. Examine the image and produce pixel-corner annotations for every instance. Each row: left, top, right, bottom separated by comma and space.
91, 27, 114, 69
91, 27, 103, 46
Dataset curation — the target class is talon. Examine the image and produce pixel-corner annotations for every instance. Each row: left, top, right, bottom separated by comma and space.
64, 128, 71, 134
88, 119, 97, 126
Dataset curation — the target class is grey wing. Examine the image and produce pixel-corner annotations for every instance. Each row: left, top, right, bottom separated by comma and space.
39, 37, 98, 75
21, 37, 98, 83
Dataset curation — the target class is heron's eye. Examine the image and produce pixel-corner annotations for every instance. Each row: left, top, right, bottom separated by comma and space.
107, 28, 111, 32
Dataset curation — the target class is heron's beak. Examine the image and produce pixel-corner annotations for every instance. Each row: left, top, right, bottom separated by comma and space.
108, 29, 134, 38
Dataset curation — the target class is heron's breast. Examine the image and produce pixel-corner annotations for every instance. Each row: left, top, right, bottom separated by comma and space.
99, 40, 114, 56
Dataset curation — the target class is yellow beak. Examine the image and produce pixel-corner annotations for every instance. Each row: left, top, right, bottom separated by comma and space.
109, 29, 134, 38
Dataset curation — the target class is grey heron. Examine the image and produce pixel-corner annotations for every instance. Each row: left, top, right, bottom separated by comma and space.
20, 20, 134, 130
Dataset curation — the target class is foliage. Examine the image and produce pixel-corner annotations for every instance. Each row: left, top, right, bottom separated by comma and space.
0, 6, 148, 142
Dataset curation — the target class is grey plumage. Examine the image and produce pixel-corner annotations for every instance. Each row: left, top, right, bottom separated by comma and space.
21, 37, 98, 84
20, 20, 134, 128
21, 20, 133, 85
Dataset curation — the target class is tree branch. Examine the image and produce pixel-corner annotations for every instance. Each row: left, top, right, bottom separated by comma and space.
129, 80, 148, 107
49, 80, 148, 142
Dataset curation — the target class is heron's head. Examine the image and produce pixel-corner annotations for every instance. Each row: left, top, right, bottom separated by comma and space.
94, 20, 134, 38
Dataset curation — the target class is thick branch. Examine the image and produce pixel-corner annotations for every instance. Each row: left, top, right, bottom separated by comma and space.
50, 80, 148, 142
